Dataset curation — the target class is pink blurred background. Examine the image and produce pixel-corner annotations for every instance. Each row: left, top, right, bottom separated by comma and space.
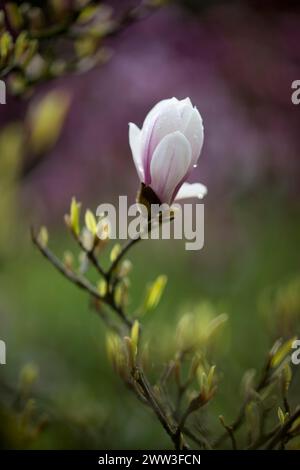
2, 0, 300, 220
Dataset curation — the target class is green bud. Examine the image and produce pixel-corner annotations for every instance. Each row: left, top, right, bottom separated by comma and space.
142, 275, 167, 314
130, 320, 140, 363
277, 406, 287, 426
70, 197, 81, 236
37, 226, 48, 247
110, 243, 121, 263
270, 337, 297, 368
0, 32, 13, 62
97, 279, 107, 297
63, 250, 74, 270
85, 209, 97, 236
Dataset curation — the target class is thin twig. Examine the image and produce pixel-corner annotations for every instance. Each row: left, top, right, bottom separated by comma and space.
214, 358, 271, 448
69, 227, 106, 279
31, 227, 132, 328
219, 415, 237, 450
133, 366, 188, 451
31, 228, 102, 298
27, 1, 157, 42
246, 427, 278, 450
182, 426, 212, 450
106, 236, 141, 282
265, 407, 300, 450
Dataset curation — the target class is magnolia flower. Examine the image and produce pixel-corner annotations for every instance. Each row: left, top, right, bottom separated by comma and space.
129, 97, 207, 205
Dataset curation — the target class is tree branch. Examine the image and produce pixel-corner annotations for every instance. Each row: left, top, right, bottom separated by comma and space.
31, 227, 132, 328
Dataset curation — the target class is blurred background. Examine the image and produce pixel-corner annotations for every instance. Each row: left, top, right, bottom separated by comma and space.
0, 0, 300, 449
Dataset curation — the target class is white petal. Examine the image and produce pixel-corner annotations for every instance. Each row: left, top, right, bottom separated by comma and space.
177, 98, 193, 126
129, 122, 144, 181
183, 107, 204, 167
180, 97, 192, 107
141, 101, 181, 183
150, 131, 191, 204
175, 182, 207, 200
142, 97, 177, 128
143, 103, 181, 154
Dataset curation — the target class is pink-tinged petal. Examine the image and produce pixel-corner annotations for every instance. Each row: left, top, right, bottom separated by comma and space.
141, 100, 181, 184
175, 182, 207, 200
142, 97, 177, 128
183, 107, 204, 167
170, 108, 204, 200
150, 131, 192, 204
129, 122, 144, 181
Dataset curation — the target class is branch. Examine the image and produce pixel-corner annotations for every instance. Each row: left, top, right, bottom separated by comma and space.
28, 1, 158, 42
106, 214, 157, 281
182, 426, 212, 450
265, 407, 300, 450
31, 227, 132, 328
214, 357, 271, 448
69, 227, 106, 279
31, 226, 192, 450
132, 366, 188, 451
106, 236, 141, 282
219, 415, 237, 450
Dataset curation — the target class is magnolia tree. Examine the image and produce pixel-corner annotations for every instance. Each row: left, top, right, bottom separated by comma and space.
32, 98, 300, 450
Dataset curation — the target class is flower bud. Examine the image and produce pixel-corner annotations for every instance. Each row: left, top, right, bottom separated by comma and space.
129, 97, 207, 204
